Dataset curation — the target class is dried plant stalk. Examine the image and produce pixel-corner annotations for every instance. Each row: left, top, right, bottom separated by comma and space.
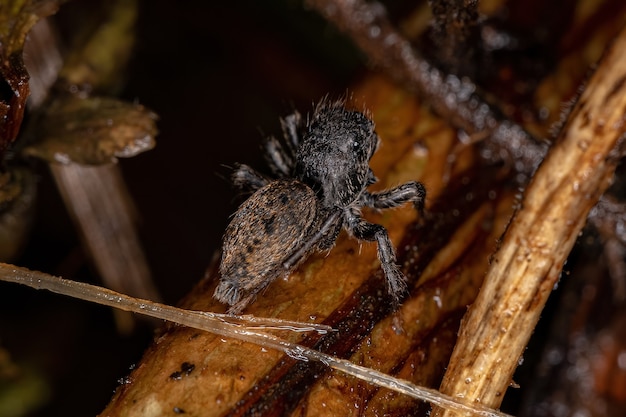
432, 24, 626, 415
50, 163, 160, 302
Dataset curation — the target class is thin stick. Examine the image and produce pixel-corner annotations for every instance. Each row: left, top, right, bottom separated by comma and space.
0, 263, 331, 334
0, 263, 512, 417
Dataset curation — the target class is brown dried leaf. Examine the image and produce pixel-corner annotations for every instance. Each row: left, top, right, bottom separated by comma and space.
23, 96, 157, 165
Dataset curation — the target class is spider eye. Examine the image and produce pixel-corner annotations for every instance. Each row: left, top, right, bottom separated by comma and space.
352, 140, 360, 149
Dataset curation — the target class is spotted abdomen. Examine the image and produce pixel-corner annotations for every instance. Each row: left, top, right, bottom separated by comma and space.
216, 179, 319, 308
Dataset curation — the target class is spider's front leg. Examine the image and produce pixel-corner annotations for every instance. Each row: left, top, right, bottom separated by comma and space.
363, 181, 427, 215
231, 163, 269, 192
345, 208, 407, 305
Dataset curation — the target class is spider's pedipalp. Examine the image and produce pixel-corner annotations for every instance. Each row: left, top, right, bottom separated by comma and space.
280, 111, 303, 153
264, 135, 294, 177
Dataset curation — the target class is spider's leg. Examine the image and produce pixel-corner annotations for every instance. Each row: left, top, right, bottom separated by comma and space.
344, 208, 407, 305
282, 209, 343, 270
232, 163, 269, 191
280, 110, 303, 155
263, 135, 294, 177
215, 275, 261, 315
363, 181, 426, 215
226, 292, 257, 315
214, 279, 241, 309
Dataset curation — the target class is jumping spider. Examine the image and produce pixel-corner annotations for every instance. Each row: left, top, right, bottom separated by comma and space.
215, 99, 426, 314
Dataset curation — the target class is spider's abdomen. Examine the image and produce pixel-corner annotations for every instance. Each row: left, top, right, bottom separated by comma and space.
216, 179, 319, 307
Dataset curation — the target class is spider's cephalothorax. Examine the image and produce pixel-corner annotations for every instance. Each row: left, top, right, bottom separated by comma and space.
295, 104, 378, 208
215, 99, 426, 314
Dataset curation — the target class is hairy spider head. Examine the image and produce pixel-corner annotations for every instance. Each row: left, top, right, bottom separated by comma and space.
295, 100, 379, 209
